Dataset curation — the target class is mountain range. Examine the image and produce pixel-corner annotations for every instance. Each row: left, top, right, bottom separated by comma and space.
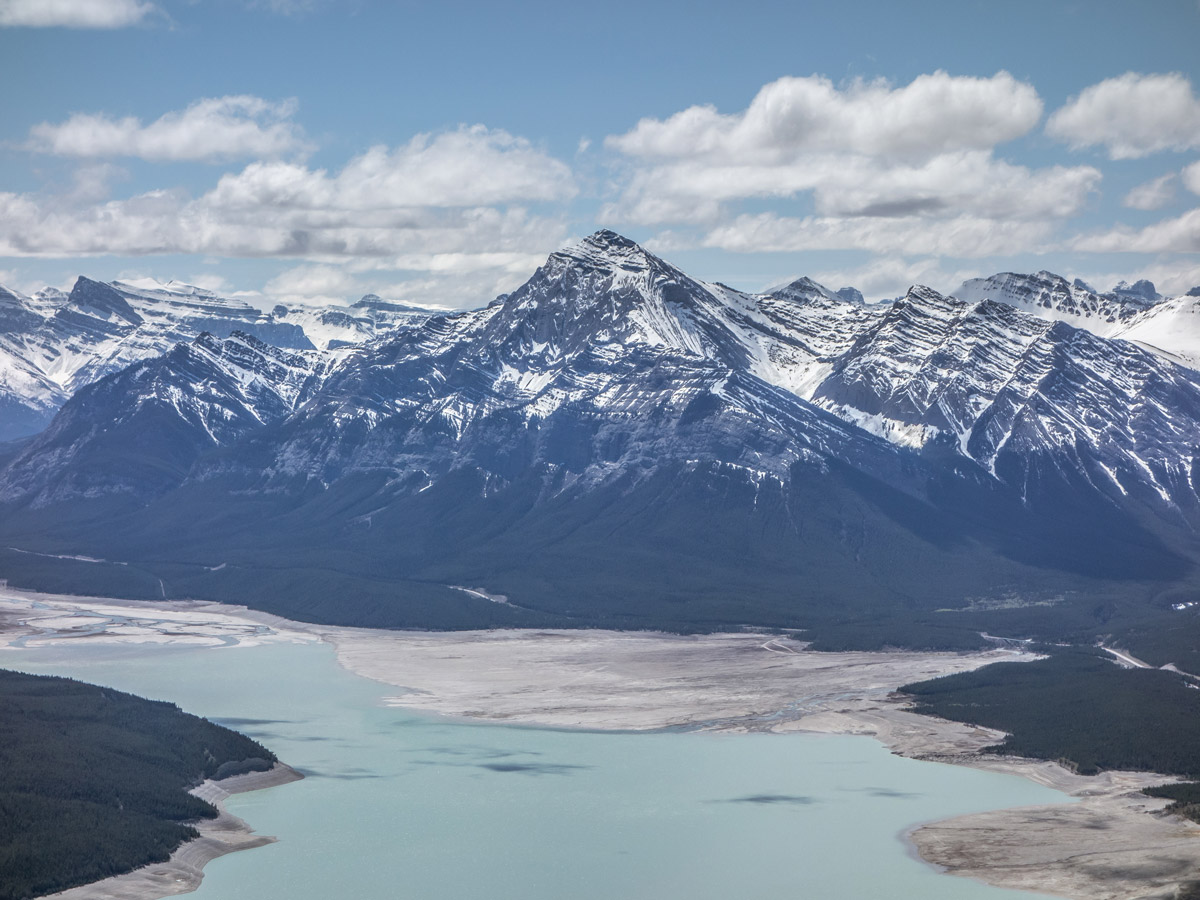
0, 277, 433, 442
1, 231, 1197, 648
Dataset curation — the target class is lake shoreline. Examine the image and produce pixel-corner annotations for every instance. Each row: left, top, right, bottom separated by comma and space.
44, 763, 304, 900
4, 587, 1198, 900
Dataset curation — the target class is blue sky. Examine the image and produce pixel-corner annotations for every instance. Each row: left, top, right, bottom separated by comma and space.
1, 0, 1198, 308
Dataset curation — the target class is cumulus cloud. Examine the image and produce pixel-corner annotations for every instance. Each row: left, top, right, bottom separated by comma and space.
1184, 161, 1200, 196
0, 125, 575, 307
808, 257, 980, 302
1046, 73, 1200, 159
205, 126, 575, 209
29, 96, 308, 163
609, 71, 1042, 162
0, 0, 156, 27
1070, 207, 1200, 254
600, 71, 1095, 260
263, 264, 358, 301
1122, 173, 1177, 210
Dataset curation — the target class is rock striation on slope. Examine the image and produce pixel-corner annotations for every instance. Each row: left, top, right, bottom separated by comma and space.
0, 232, 1197, 637
0, 277, 434, 441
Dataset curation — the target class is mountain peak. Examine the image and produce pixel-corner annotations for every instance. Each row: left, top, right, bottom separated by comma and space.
64, 277, 143, 326
1111, 278, 1159, 304
550, 230, 661, 274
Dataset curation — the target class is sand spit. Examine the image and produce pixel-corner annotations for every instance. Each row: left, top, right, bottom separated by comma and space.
3, 587, 1199, 900
44, 764, 303, 900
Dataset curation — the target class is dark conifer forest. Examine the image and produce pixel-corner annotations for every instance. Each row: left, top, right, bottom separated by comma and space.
0, 668, 275, 900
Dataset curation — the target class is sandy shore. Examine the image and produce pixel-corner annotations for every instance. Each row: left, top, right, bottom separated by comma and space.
4, 586, 1199, 900
316, 625, 1200, 900
44, 764, 304, 900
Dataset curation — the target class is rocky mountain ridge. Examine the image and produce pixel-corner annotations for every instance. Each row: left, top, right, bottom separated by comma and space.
0, 276, 436, 441
0, 232, 1196, 639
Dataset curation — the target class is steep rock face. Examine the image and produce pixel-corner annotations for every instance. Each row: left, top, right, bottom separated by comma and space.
251, 231, 892, 490
1, 332, 325, 503
0, 233, 1197, 632
0, 278, 436, 441
955, 270, 1157, 335
814, 285, 1200, 514
955, 270, 1200, 373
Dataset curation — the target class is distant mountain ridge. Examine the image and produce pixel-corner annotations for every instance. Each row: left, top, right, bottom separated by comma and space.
0, 276, 436, 441
0, 232, 1197, 644
955, 270, 1200, 369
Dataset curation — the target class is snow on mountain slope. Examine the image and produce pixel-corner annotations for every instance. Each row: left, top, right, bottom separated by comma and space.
814, 284, 1200, 509
955, 271, 1200, 374
1, 232, 1198, 628
954, 270, 1157, 336
1111, 294, 1200, 369
272, 294, 435, 350
4, 233, 1199, 524
0, 331, 329, 502
212, 231, 899, 489
0, 277, 438, 441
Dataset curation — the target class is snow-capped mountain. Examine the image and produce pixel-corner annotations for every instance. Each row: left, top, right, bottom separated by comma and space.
0, 232, 1196, 635
0, 277, 437, 441
248, 230, 898, 489
0, 332, 327, 502
272, 294, 438, 351
954, 270, 1159, 334
1112, 293, 1200, 369
953, 270, 1200, 369
813, 286, 1200, 512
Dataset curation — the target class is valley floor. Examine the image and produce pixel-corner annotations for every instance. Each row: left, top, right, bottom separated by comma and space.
2, 586, 1197, 900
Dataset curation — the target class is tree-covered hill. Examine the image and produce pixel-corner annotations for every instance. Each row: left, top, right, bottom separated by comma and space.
0, 668, 277, 900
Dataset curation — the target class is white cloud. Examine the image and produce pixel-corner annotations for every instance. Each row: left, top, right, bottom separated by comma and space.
809, 257, 979, 302
1122, 173, 1177, 210
261, 261, 543, 311
1070, 207, 1200, 254
1046, 73, 1200, 159
1184, 161, 1200, 196
609, 71, 1041, 162
29, 96, 308, 163
600, 71, 1092, 258
0, 0, 156, 27
264, 264, 357, 299
0, 125, 575, 308
206, 125, 574, 209
702, 212, 1057, 259
607, 152, 1098, 226
68, 163, 128, 203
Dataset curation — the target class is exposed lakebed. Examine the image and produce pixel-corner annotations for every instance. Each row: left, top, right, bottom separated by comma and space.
1, 605, 1070, 900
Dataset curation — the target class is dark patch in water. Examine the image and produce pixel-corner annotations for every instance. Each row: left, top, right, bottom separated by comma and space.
720, 794, 819, 805
478, 762, 589, 776
298, 768, 384, 781
406, 745, 540, 759
865, 787, 919, 799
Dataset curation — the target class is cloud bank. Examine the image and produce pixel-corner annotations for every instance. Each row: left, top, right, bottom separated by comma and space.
0, 0, 156, 28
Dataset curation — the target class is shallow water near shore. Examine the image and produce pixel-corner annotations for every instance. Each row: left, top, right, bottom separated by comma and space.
7, 638, 1067, 900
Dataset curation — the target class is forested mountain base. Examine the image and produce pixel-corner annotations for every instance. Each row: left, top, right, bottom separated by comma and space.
0, 669, 276, 900
902, 648, 1200, 819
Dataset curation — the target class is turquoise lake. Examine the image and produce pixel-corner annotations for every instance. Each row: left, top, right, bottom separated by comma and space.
6, 638, 1068, 900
